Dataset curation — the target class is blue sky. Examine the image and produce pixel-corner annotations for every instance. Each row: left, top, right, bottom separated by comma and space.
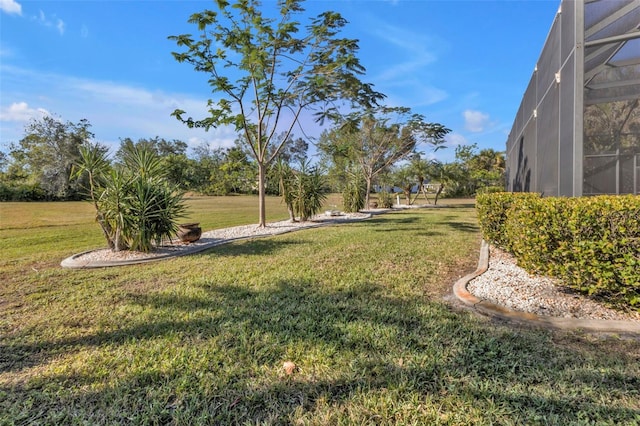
1, 0, 559, 162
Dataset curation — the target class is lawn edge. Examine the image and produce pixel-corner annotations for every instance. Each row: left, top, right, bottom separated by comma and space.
453, 240, 640, 336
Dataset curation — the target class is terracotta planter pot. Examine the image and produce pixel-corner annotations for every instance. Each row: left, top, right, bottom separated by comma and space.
177, 223, 202, 243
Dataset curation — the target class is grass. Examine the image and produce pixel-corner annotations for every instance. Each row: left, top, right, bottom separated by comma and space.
1, 196, 639, 425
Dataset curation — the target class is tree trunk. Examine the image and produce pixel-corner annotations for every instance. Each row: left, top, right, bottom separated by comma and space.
258, 162, 267, 227
404, 187, 412, 205
96, 212, 115, 250
364, 177, 372, 211
279, 175, 296, 222
411, 178, 430, 204
421, 185, 432, 204
434, 184, 444, 205
114, 228, 122, 252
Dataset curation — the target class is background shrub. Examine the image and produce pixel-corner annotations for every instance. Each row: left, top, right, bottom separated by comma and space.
476, 185, 505, 194
377, 191, 394, 208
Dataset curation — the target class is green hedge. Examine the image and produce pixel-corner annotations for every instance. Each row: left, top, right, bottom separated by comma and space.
475, 192, 540, 250
476, 193, 640, 309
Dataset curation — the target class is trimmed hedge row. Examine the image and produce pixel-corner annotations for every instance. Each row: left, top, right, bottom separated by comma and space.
476, 193, 640, 309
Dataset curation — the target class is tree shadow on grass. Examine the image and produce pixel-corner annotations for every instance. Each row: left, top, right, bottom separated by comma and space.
363, 213, 440, 235
439, 202, 476, 209
361, 215, 420, 227
2, 278, 639, 423
367, 210, 479, 233
444, 221, 480, 233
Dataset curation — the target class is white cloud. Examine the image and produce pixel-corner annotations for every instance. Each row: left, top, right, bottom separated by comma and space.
370, 23, 439, 82
33, 9, 65, 35
0, 102, 49, 122
463, 109, 490, 133
0, 0, 21, 15
0, 65, 239, 152
0, 43, 13, 58
56, 18, 65, 35
446, 132, 468, 147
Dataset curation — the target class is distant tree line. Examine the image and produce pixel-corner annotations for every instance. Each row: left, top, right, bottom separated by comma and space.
0, 115, 505, 204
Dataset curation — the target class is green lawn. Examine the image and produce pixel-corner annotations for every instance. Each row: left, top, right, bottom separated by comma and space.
1, 196, 639, 425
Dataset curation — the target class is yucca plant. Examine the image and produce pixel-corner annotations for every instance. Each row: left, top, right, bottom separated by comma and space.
342, 168, 366, 213
276, 159, 328, 222
291, 161, 327, 221
123, 178, 186, 252
73, 143, 119, 249
74, 143, 186, 252
274, 159, 297, 222
98, 168, 131, 251
377, 191, 394, 208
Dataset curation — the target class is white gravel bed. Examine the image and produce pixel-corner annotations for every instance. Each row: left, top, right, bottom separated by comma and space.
70, 212, 370, 264
467, 247, 640, 322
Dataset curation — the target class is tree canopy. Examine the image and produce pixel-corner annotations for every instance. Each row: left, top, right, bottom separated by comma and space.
319, 106, 450, 208
3, 116, 93, 200
169, 0, 383, 226
438, 144, 505, 196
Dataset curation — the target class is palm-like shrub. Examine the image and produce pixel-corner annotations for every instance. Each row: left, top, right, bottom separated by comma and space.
276, 160, 327, 222
342, 170, 366, 213
291, 161, 327, 221
377, 191, 394, 208
74, 143, 186, 252
274, 159, 296, 222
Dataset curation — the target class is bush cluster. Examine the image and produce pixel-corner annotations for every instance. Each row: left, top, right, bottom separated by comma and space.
0, 182, 48, 201
476, 193, 640, 309
377, 191, 394, 209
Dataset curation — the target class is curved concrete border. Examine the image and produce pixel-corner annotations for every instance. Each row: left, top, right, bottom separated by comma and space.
453, 240, 640, 335
61, 237, 242, 269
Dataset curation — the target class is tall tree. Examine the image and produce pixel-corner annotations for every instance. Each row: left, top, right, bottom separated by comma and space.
219, 145, 256, 194
440, 144, 505, 196
190, 143, 226, 193
319, 106, 449, 208
470, 148, 506, 189
9, 116, 93, 199
169, 0, 383, 226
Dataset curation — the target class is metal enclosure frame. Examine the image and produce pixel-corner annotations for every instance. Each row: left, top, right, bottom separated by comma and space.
506, 0, 640, 196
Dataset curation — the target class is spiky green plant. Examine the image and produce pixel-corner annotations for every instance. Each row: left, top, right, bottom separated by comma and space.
274, 159, 297, 222
74, 143, 186, 252
276, 159, 327, 222
291, 160, 327, 221
342, 168, 366, 212
73, 143, 115, 248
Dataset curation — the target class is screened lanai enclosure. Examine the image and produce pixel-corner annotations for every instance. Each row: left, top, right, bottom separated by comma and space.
505, 0, 640, 196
